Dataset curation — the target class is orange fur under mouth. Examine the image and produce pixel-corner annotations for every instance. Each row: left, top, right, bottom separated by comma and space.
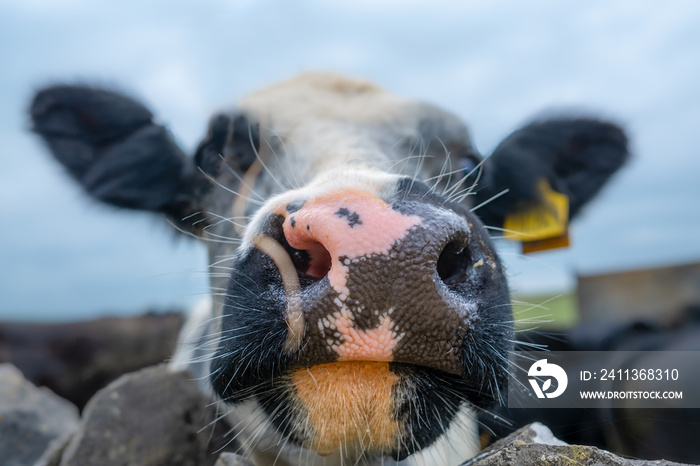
291, 361, 401, 456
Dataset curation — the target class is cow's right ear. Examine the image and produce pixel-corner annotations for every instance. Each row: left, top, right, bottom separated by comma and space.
30, 85, 206, 229
466, 117, 629, 230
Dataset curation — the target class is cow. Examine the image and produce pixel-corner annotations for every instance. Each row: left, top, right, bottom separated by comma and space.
483, 304, 700, 464
29, 72, 628, 465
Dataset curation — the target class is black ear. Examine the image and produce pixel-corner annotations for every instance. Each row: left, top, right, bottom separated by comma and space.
471, 117, 629, 228
30, 85, 201, 219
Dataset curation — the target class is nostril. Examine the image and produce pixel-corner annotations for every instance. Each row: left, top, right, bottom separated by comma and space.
287, 247, 311, 274
436, 238, 471, 289
266, 214, 333, 286
301, 242, 332, 279
282, 239, 331, 281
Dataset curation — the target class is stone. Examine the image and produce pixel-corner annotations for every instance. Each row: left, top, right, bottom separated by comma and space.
463, 422, 685, 466
0, 363, 80, 466
59, 364, 235, 466
0, 312, 183, 409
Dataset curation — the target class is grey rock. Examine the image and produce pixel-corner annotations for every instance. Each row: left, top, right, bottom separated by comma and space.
5, 357, 690, 466
464, 422, 685, 466
0, 312, 183, 409
34, 434, 73, 466
0, 363, 79, 466
214, 452, 255, 466
59, 364, 234, 466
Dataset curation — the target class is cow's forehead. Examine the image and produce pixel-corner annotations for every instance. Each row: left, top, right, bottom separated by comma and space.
233, 72, 473, 165
237, 72, 413, 127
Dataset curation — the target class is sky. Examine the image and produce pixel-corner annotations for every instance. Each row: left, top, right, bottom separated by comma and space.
1, 0, 699, 321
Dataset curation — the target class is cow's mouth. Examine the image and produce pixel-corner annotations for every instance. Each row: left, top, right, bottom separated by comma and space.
288, 361, 400, 456
273, 359, 477, 460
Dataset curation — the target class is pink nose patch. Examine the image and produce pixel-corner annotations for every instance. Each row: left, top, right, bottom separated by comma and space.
283, 189, 421, 299
320, 307, 403, 361
283, 189, 421, 362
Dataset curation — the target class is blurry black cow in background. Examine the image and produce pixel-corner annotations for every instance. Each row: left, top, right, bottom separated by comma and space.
483, 303, 700, 464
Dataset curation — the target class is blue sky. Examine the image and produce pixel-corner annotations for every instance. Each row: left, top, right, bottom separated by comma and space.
1, 0, 699, 320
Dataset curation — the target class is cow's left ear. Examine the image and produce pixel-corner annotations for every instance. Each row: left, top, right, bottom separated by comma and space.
30, 85, 206, 227
467, 117, 629, 229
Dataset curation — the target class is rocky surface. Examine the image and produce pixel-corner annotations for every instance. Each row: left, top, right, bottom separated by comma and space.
0, 364, 80, 466
0, 312, 183, 408
464, 423, 685, 466
56, 364, 234, 466
0, 358, 695, 466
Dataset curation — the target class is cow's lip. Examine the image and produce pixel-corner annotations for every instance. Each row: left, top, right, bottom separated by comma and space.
288, 359, 465, 381
387, 360, 468, 382
283, 360, 471, 461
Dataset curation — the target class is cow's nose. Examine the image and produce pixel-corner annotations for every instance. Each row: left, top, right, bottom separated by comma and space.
282, 191, 423, 296
277, 189, 475, 374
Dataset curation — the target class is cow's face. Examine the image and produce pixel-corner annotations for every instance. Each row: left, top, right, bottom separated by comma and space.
211, 169, 511, 461
30, 72, 627, 464
185, 75, 511, 461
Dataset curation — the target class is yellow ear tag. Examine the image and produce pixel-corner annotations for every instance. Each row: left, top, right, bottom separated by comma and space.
503, 179, 570, 252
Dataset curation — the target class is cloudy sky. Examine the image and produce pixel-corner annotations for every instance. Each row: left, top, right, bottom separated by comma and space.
1, 0, 699, 321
